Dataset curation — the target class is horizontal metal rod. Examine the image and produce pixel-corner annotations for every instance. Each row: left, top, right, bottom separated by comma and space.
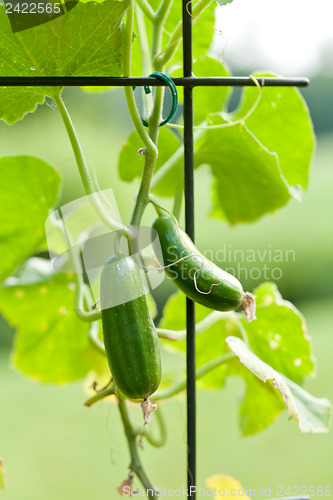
0, 76, 309, 87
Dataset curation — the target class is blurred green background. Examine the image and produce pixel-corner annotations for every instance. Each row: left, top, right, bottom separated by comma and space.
0, 73, 332, 498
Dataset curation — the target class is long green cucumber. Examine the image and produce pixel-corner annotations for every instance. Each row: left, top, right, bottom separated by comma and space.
152, 216, 245, 312
100, 255, 161, 400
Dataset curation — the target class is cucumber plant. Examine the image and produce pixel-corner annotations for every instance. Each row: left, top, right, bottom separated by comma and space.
0, 0, 331, 497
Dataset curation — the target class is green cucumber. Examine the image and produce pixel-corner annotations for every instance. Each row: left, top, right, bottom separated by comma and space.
100, 255, 161, 400
152, 216, 244, 312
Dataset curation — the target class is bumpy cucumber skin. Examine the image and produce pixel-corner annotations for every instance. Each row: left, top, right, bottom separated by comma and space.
100, 255, 161, 400
152, 216, 244, 311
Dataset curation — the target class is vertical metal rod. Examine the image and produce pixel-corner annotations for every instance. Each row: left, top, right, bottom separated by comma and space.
182, 0, 196, 497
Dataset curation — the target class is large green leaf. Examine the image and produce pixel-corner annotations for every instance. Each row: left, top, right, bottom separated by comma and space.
242, 282, 315, 383
233, 73, 315, 189
0, 264, 103, 383
0, 88, 46, 125
0, 156, 61, 283
192, 58, 231, 124
158, 283, 321, 434
166, 2, 217, 65
227, 336, 331, 434
238, 370, 285, 436
0, 0, 130, 123
172, 56, 232, 125
195, 121, 292, 224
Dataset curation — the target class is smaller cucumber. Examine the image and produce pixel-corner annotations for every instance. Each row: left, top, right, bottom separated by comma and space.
152, 216, 245, 312
100, 255, 161, 400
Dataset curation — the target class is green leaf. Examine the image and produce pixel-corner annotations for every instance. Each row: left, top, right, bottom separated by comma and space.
0, 156, 61, 283
233, 73, 315, 189
160, 292, 234, 388
242, 283, 315, 383
239, 371, 285, 436
118, 127, 182, 197
0, 0, 130, 123
0, 88, 46, 125
0, 460, 5, 490
227, 336, 332, 434
195, 122, 292, 224
172, 56, 232, 125
193, 58, 231, 124
167, 2, 217, 64
0, 270, 102, 383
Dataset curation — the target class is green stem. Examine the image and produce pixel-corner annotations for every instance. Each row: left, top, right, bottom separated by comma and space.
84, 385, 115, 407
123, 0, 158, 228
88, 320, 106, 356
53, 94, 124, 233
150, 127, 206, 191
172, 169, 184, 220
136, 7, 154, 118
157, 310, 231, 341
129, 82, 163, 227
122, 0, 155, 152
134, 408, 167, 448
57, 209, 102, 323
128, 0, 174, 227
117, 393, 157, 498
235, 317, 251, 348
152, 352, 236, 401
135, 0, 155, 20
151, 0, 173, 69
155, 0, 213, 67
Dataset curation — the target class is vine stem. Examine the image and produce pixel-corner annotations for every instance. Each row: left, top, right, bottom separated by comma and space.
152, 352, 236, 401
87, 320, 106, 355
157, 310, 232, 341
173, 169, 184, 220
123, 0, 158, 227
135, 7, 154, 118
85, 385, 116, 407
85, 385, 166, 448
150, 127, 206, 191
136, 408, 167, 448
154, 0, 213, 67
84, 351, 236, 405
135, 0, 155, 20
151, 0, 173, 65
126, 0, 173, 227
117, 392, 158, 498
56, 210, 100, 320
53, 93, 125, 233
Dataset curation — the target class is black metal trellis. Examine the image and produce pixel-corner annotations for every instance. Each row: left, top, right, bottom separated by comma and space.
0, 1, 311, 497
